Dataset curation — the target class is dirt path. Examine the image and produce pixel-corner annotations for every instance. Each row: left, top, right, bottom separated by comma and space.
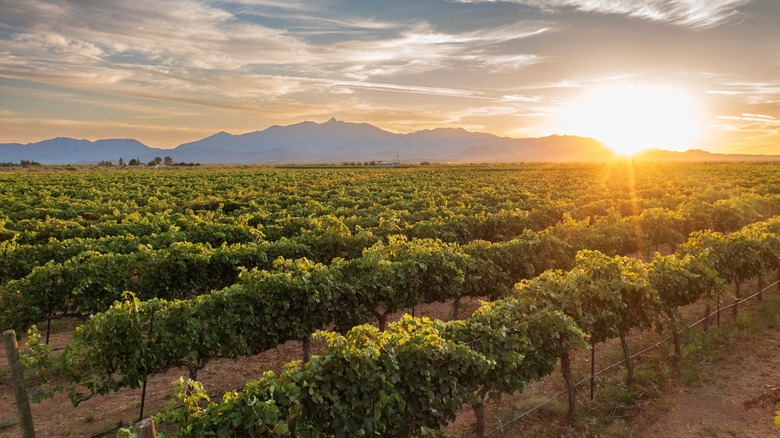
631, 321, 780, 438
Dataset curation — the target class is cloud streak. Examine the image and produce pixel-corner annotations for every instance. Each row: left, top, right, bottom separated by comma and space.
717, 113, 780, 125
0, 0, 549, 103
451, 0, 750, 28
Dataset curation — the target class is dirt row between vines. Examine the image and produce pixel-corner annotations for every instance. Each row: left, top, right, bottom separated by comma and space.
631, 320, 780, 438
2, 279, 779, 437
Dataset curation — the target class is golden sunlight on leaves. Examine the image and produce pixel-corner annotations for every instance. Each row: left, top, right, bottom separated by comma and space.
559, 84, 702, 156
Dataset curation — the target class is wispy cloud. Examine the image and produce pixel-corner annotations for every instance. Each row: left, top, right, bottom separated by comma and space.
706, 90, 743, 95
483, 54, 549, 72
727, 81, 780, 105
0, 0, 548, 105
450, 0, 750, 28
705, 80, 780, 105
741, 113, 777, 121
316, 79, 488, 98
717, 113, 780, 124
314, 22, 550, 80
713, 113, 780, 152
2, 0, 313, 71
220, 0, 311, 10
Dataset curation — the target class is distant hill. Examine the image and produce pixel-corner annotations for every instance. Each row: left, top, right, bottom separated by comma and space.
633, 149, 780, 162
169, 119, 617, 163
0, 138, 160, 165
1, 119, 777, 164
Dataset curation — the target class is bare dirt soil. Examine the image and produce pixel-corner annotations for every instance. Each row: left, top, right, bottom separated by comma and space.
630, 313, 780, 437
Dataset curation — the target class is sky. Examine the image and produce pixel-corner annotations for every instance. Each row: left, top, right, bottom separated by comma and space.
0, 0, 778, 154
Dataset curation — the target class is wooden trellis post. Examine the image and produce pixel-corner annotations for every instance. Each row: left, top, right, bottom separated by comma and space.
136, 418, 157, 438
3, 330, 36, 438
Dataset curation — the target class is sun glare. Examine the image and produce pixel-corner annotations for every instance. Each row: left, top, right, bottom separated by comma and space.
559, 84, 701, 156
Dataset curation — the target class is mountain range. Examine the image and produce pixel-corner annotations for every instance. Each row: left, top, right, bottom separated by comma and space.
1, 119, 777, 164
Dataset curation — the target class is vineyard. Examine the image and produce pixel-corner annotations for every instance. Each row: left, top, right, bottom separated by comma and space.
0, 162, 779, 437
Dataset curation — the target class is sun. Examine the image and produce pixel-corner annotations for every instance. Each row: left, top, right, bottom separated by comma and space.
559, 84, 701, 156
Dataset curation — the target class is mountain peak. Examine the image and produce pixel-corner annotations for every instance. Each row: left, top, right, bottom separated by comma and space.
0, 137, 162, 164
10, 120, 770, 165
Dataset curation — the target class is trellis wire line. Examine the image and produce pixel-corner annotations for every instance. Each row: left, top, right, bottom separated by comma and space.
486, 278, 779, 437
89, 420, 137, 438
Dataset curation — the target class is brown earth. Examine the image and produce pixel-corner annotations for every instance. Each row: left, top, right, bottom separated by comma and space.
630, 310, 780, 438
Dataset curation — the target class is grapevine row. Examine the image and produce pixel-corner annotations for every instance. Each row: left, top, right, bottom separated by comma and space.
146, 215, 779, 436
36, 233, 567, 403
25, 216, 778, 417
7, 192, 777, 337
3, 165, 776, 248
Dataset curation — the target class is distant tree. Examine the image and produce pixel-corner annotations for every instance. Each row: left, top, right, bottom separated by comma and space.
154, 157, 162, 165
164, 156, 173, 166
420, 161, 431, 166
128, 159, 138, 166
118, 158, 125, 166
148, 160, 157, 166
